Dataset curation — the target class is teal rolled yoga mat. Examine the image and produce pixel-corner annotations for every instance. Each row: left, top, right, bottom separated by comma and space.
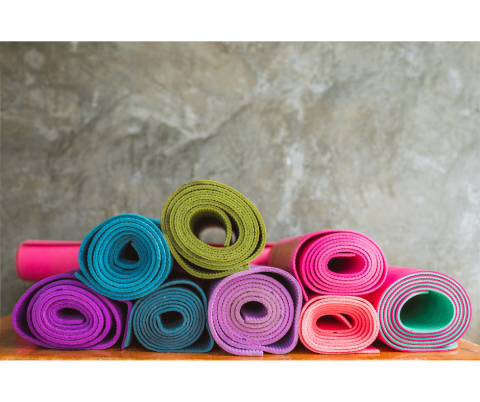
76, 214, 173, 300
123, 278, 214, 353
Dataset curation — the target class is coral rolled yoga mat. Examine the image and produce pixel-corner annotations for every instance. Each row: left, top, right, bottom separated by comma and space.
123, 278, 214, 353
208, 265, 302, 356
12, 270, 131, 349
362, 266, 471, 352
268, 230, 387, 300
299, 296, 379, 354
76, 214, 172, 300
161, 180, 267, 279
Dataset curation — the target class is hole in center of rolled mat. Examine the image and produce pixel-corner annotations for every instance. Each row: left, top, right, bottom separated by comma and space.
316, 314, 353, 331
240, 301, 268, 321
159, 311, 185, 331
120, 242, 139, 262
55, 308, 86, 323
199, 227, 237, 245
400, 291, 454, 332
327, 255, 365, 274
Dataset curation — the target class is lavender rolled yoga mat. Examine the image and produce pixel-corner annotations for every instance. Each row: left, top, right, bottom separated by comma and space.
208, 265, 302, 356
12, 270, 131, 349
268, 230, 387, 300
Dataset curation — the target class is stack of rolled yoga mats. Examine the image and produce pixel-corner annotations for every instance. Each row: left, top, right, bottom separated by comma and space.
13, 180, 472, 356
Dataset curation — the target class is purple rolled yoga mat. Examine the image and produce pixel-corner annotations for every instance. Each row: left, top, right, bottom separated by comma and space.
12, 270, 132, 349
208, 265, 302, 356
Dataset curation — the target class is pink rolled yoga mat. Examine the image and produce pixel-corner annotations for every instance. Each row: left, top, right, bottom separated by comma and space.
16, 240, 81, 281
362, 266, 471, 352
16, 240, 274, 282
268, 230, 387, 301
299, 295, 379, 354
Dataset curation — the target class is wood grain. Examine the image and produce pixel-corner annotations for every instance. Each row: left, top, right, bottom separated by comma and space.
1, 315, 479, 361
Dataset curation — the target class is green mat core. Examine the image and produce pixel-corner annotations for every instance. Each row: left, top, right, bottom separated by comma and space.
399, 290, 455, 332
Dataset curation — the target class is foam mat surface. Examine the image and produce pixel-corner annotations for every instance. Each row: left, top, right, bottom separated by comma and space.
208, 265, 302, 356
12, 270, 131, 349
161, 180, 267, 279
76, 214, 172, 300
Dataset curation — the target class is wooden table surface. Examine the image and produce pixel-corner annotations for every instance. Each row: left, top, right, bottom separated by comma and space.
1, 315, 479, 361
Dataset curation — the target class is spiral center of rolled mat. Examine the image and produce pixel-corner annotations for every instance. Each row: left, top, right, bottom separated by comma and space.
240, 301, 269, 322
158, 311, 185, 332
400, 291, 455, 332
119, 242, 140, 263
316, 314, 353, 331
327, 254, 365, 274
54, 307, 86, 324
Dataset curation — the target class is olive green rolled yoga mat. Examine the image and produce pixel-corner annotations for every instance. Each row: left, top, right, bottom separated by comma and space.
161, 180, 267, 279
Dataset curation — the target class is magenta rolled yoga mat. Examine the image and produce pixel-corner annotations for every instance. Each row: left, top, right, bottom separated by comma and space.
12, 270, 131, 349
208, 265, 302, 356
362, 266, 471, 352
16, 240, 82, 281
299, 296, 379, 354
268, 230, 387, 300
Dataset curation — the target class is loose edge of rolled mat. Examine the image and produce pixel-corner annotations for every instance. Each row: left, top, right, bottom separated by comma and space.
362, 266, 472, 352
299, 295, 380, 354
207, 265, 303, 356
160, 180, 267, 279
12, 270, 132, 350
76, 214, 173, 300
123, 278, 214, 353
268, 230, 388, 301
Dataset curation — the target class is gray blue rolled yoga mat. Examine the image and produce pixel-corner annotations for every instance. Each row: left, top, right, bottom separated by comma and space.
76, 214, 173, 300
123, 278, 214, 353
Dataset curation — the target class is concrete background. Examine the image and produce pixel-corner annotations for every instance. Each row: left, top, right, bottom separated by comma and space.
1, 42, 479, 343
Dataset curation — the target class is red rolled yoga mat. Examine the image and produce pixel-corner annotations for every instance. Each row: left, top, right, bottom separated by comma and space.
299, 296, 379, 354
268, 230, 387, 301
362, 266, 471, 352
16, 241, 273, 282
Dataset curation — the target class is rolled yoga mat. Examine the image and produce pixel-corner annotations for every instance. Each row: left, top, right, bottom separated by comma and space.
362, 266, 471, 352
268, 230, 387, 300
208, 265, 302, 356
76, 214, 172, 300
16, 240, 81, 281
161, 180, 267, 279
299, 296, 379, 354
123, 278, 214, 353
14, 240, 269, 283
12, 270, 131, 349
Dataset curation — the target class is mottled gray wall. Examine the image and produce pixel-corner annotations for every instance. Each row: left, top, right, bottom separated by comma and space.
1, 42, 479, 342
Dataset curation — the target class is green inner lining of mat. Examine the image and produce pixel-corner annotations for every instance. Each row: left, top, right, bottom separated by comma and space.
399, 290, 455, 332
